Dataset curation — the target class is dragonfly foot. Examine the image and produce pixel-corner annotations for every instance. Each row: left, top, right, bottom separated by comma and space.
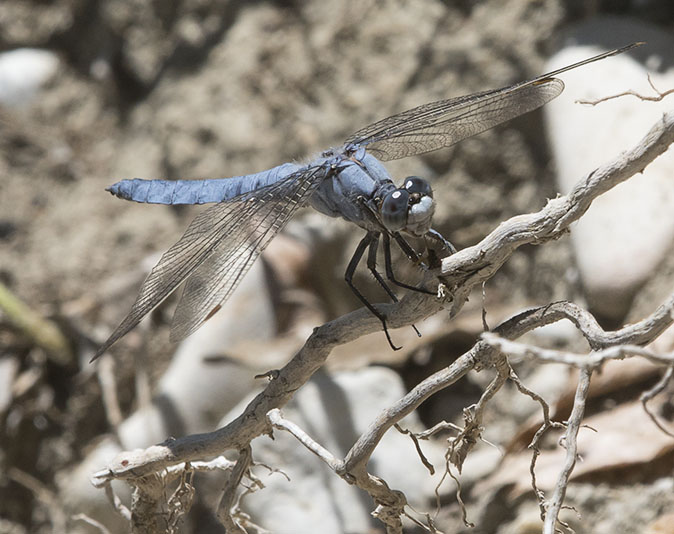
382, 321, 401, 351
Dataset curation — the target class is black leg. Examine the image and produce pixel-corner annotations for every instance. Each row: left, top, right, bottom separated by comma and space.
366, 234, 397, 300
382, 233, 434, 295
426, 228, 457, 255
367, 234, 422, 338
356, 195, 428, 292
424, 228, 457, 269
391, 231, 422, 264
345, 232, 400, 350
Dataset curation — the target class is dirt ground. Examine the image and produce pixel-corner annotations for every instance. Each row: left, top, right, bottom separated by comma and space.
1, 1, 673, 533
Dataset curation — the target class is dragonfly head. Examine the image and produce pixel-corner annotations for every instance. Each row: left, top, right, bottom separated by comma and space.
380, 176, 435, 236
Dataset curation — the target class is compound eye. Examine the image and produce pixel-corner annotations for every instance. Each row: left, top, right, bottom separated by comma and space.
403, 176, 433, 198
380, 189, 409, 231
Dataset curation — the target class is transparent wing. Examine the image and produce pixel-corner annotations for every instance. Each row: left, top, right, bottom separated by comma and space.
346, 44, 639, 161
92, 164, 330, 360
346, 80, 563, 161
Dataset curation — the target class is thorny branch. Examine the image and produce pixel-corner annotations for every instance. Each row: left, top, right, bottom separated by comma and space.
92, 112, 674, 532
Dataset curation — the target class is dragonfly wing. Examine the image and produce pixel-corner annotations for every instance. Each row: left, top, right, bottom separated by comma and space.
169, 164, 330, 341
346, 79, 564, 161
347, 43, 642, 162
92, 164, 329, 360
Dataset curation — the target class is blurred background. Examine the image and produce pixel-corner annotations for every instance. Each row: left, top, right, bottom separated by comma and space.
1, 1, 673, 533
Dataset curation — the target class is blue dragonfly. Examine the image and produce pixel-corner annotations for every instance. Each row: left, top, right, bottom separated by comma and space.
92, 43, 639, 361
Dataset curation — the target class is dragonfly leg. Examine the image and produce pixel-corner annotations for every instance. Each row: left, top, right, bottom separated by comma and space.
382, 233, 435, 296
366, 233, 396, 299
367, 234, 422, 338
424, 228, 457, 269
356, 194, 431, 298
391, 231, 425, 265
426, 228, 457, 255
345, 232, 400, 350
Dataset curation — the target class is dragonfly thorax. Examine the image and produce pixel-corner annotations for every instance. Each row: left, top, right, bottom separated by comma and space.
380, 176, 435, 237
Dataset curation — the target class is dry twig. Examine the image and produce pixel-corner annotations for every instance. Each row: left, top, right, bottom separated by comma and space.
640, 366, 674, 438
577, 73, 674, 105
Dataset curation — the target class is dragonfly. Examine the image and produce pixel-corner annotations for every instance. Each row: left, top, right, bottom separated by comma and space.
91, 42, 640, 361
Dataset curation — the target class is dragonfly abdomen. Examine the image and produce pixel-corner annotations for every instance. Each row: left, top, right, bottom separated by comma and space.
106, 162, 302, 205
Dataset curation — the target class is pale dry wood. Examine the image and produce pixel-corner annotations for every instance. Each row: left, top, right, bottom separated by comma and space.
577, 73, 674, 106
72, 514, 113, 534
544, 368, 592, 534
640, 366, 674, 438
483, 331, 674, 369
216, 447, 251, 534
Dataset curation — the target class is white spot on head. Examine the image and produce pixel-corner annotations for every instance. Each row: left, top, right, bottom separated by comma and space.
392, 191, 402, 199
405, 180, 413, 189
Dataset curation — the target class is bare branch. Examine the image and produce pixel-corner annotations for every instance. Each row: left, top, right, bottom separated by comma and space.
394, 423, 435, 475
484, 292, 674, 531
448, 362, 508, 473
508, 365, 564, 520
268, 409, 424, 534
72, 514, 113, 534
493, 295, 674, 349
640, 366, 674, 438
342, 347, 480, 474
166, 456, 236, 475
103, 481, 132, 521
543, 368, 592, 534
165, 467, 195, 532
90, 295, 445, 486
440, 112, 674, 317
415, 421, 463, 439
483, 334, 674, 369
577, 74, 674, 105
217, 446, 252, 533
267, 409, 342, 471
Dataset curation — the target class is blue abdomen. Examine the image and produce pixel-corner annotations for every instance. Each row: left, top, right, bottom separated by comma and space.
107, 162, 301, 205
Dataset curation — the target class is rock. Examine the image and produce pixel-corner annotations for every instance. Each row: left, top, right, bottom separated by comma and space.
544, 17, 674, 322
0, 48, 59, 107
60, 259, 283, 532
58, 438, 130, 534
232, 366, 449, 533
117, 258, 279, 446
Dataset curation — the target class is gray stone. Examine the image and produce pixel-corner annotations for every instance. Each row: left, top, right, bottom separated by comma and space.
234, 367, 449, 534
0, 48, 59, 107
545, 17, 674, 321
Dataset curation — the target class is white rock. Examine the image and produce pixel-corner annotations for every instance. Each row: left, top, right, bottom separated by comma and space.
61, 260, 280, 532
236, 367, 449, 533
116, 258, 277, 449
0, 48, 59, 107
544, 19, 674, 320
59, 438, 130, 534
